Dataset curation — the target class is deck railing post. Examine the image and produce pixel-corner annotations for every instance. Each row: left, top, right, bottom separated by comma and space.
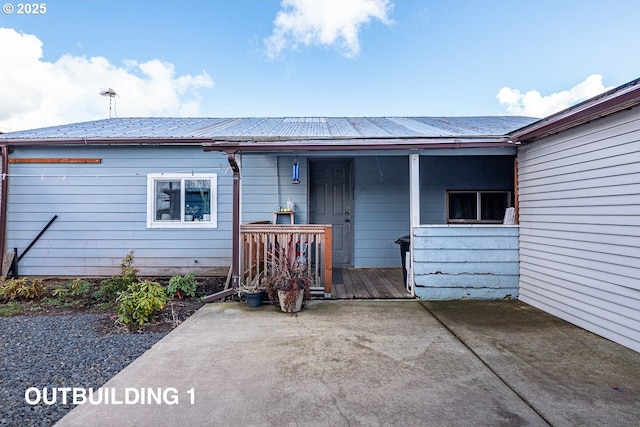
323, 225, 332, 297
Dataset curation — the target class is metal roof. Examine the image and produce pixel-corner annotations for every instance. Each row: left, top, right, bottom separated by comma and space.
0, 116, 538, 144
510, 77, 640, 143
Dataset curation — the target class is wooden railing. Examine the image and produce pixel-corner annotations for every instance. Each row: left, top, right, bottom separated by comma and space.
240, 224, 333, 297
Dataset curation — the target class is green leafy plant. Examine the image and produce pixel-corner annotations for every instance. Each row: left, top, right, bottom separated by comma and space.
166, 273, 198, 299
46, 278, 91, 307
117, 280, 169, 326
93, 250, 138, 303
0, 278, 47, 302
0, 301, 23, 316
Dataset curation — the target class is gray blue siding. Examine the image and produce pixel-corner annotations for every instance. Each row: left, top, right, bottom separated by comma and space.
353, 156, 410, 267
413, 225, 520, 300
420, 155, 514, 224
241, 154, 308, 224
7, 146, 232, 276
518, 106, 640, 353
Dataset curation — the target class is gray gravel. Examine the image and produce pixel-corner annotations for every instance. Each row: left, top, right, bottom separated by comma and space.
0, 314, 167, 426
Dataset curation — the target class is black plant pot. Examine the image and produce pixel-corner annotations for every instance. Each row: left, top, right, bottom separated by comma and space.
245, 291, 264, 308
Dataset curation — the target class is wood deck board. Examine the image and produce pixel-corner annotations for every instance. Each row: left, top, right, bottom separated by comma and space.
360, 269, 393, 298
376, 268, 408, 298
332, 267, 411, 300
343, 268, 369, 298
332, 283, 347, 299
354, 268, 381, 297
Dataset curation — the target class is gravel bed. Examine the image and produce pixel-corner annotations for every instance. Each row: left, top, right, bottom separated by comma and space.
0, 314, 167, 426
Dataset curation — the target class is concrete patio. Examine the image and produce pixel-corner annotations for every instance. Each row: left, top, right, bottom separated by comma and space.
56, 300, 640, 426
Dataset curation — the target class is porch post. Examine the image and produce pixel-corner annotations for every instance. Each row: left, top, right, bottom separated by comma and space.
408, 153, 420, 296
409, 153, 420, 228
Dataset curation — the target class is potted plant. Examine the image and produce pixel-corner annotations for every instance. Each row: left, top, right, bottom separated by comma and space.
264, 253, 311, 313
185, 205, 199, 221
240, 277, 266, 308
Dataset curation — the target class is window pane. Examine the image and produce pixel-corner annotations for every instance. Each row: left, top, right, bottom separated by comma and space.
481, 192, 509, 221
449, 193, 477, 220
155, 180, 181, 220
185, 179, 211, 221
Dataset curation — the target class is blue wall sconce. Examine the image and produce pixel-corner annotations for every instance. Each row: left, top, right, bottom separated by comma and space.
292, 159, 300, 184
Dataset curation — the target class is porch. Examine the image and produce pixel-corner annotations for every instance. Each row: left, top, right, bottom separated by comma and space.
240, 224, 413, 300
332, 267, 413, 299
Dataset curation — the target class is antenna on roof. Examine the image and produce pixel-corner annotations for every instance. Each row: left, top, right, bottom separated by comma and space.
99, 88, 118, 118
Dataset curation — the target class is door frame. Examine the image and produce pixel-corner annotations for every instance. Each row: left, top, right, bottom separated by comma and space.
308, 158, 354, 267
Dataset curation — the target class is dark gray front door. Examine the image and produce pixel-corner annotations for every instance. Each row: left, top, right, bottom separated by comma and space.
309, 160, 353, 266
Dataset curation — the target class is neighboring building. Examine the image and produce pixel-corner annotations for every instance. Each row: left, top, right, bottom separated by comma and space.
0, 77, 638, 352
510, 78, 640, 353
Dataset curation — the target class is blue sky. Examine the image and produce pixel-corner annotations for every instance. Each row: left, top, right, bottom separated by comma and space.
1, 0, 639, 132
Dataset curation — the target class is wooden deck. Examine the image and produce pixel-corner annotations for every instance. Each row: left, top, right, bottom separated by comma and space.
331, 268, 413, 299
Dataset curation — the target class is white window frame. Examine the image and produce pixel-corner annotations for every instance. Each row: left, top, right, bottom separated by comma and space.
446, 190, 511, 224
147, 173, 217, 229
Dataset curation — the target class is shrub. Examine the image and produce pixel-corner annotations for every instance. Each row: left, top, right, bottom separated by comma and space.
0, 278, 47, 302
46, 278, 91, 307
93, 250, 138, 303
116, 280, 169, 326
166, 273, 198, 299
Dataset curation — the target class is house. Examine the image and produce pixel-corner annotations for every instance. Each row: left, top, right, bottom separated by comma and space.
0, 77, 638, 352
0, 116, 532, 293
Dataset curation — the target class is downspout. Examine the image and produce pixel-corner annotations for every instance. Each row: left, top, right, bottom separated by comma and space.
227, 152, 241, 289
201, 151, 241, 303
0, 145, 9, 262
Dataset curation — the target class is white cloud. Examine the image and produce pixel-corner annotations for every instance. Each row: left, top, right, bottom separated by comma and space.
265, 0, 394, 59
0, 28, 214, 132
497, 74, 614, 118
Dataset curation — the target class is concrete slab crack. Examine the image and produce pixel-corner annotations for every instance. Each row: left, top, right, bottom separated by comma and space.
419, 303, 554, 427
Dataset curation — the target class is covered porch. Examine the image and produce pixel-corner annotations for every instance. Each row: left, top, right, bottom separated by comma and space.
202, 117, 533, 301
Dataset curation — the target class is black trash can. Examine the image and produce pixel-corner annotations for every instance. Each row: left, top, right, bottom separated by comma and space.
395, 235, 411, 287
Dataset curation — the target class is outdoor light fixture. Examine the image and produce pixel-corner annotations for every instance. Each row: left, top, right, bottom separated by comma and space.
292, 159, 300, 184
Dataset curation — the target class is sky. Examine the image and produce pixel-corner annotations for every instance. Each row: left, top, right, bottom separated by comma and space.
1, 0, 639, 132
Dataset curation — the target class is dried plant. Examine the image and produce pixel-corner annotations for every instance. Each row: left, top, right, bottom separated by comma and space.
263, 250, 311, 312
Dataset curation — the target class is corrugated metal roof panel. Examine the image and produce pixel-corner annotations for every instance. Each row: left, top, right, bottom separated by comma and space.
326, 118, 361, 137
0, 116, 539, 142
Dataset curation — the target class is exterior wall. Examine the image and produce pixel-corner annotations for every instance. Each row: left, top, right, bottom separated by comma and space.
353, 156, 409, 267
241, 154, 308, 224
420, 155, 514, 224
7, 145, 232, 276
518, 106, 640, 353
413, 225, 520, 300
